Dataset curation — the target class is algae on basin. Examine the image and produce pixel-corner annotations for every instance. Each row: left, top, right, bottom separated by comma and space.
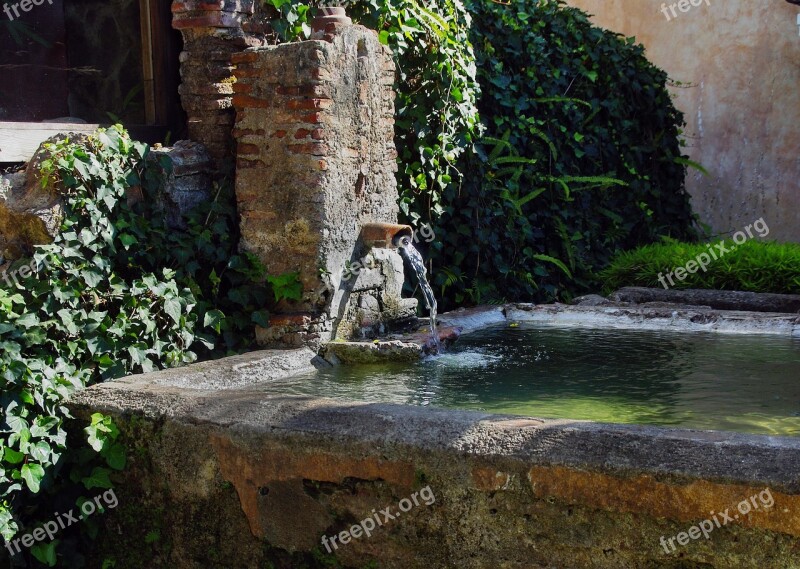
262, 323, 800, 436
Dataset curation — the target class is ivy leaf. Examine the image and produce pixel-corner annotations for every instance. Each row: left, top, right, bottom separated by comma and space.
4, 447, 25, 464
21, 463, 45, 493
203, 309, 225, 334
82, 466, 113, 490
119, 234, 138, 249
29, 441, 52, 463
266, 272, 302, 302
164, 298, 182, 324
31, 541, 58, 567
103, 443, 127, 471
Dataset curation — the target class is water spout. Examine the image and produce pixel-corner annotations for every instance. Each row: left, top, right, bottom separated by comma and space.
361, 223, 413, 249
395, 234, 441, 353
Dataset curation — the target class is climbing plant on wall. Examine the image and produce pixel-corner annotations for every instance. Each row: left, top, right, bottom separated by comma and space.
0, 127, 286, 565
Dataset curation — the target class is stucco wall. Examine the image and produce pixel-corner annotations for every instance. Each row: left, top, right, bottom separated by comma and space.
563, 0, 800, 243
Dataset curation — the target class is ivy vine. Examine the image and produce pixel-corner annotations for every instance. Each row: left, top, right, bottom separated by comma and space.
0, 126, 286, 566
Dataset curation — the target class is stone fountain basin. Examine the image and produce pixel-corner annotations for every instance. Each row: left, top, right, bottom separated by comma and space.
68, 303, 800, 568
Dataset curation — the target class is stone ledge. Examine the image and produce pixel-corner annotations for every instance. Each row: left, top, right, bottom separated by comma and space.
69, 366, 800, 493
320, 325, 462, 364
67, 301, 800, 567
607, 287, 800, 314
507, 302, 800, 337
85, 347, 319, 394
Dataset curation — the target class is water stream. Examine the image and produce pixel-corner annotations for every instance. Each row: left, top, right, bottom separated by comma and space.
396, 236, 441, 353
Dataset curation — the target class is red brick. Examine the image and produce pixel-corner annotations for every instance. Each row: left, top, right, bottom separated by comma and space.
234, 68, 261, 78
237, 142, 261, 156
232, 127, 256, 138
232, 82, 252, 93
276, 86, 300, 96
299, 113, 323, 124
231, 51, 259, 64
242, 21, 272, 35
232, 94, 270, 108
287, 142, 329, 156
237, 157, 265, 169
271, 130, 287, 138
286, 98, 330, 111
269, 314, 313, 327
172, 12, 241, 29
294, 128, 311, 139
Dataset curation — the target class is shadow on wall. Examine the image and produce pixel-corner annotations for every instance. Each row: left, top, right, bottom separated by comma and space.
564, 0, 800, 243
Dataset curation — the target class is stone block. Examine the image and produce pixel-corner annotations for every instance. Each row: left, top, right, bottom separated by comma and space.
147, 140, 214, 229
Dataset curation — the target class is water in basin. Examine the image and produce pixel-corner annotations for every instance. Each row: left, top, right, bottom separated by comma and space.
261, 323, 800, 436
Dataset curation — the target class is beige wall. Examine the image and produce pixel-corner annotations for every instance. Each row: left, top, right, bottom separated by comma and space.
564, 0, 800, 242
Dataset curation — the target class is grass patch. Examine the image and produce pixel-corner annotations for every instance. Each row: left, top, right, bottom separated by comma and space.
599, 239, 800, 294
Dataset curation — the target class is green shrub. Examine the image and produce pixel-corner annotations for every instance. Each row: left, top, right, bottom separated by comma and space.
600, 239, 800, 294
425, 0, 698, 307
0, 127, 283, 565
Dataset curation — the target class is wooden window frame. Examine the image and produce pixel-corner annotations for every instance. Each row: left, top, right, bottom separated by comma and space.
0, 0, 181, 163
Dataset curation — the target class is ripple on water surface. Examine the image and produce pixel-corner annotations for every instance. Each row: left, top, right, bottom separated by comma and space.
260, 324, 800, 436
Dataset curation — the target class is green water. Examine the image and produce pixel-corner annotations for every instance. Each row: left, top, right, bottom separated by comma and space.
262, 324, 800, 436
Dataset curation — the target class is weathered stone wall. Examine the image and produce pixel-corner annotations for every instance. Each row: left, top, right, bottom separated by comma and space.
564, 0, 800, 243
68, 350, 800, 569
231, 24, 408, 346
172, 0, 277, 164
147, 140, 214, 229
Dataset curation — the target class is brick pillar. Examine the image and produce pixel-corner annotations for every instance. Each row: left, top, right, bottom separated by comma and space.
232, 22, 412, 347
171, 0, 271, 165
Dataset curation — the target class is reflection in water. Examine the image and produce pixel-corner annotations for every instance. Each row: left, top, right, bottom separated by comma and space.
258, 324, 800, 436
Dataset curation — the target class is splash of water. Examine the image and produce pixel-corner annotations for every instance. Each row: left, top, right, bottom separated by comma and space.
396, 236, 441, 353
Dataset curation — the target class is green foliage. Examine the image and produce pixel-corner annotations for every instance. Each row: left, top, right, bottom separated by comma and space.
600, 239, 800, 294
263, 0, 481, 221
266, 272, 303, 303
0, 126, 283, 564
263, 0, 698, 308
426, 0, 698, 307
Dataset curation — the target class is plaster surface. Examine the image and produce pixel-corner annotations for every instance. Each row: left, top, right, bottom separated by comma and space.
565, 0, 800, 243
